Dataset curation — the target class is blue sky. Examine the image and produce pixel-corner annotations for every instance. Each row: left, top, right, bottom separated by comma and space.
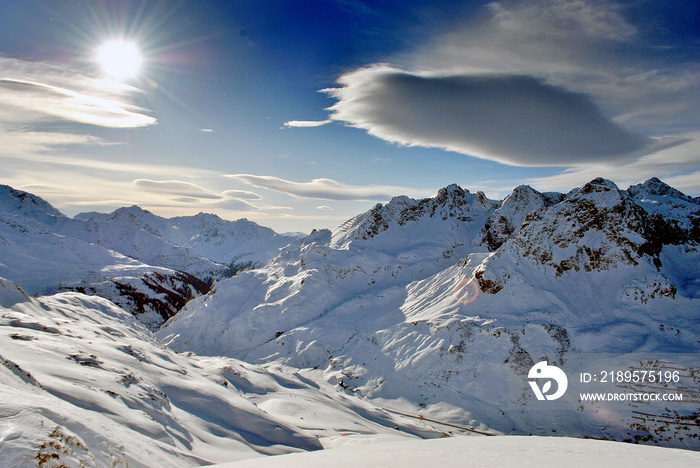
0, 0, 698, 232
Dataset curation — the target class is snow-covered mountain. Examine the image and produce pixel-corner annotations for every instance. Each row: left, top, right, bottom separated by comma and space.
0, 184, 297, 330
159, 177, 700, 449
0, 278, 451, 467
71, 207, 299, 280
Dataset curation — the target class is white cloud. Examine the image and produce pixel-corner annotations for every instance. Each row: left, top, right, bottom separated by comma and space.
0, 58, 156, 128
133, 179, 224, 199
0, 126, 113, 155
485, 0, 637, 43
0, 79, 156, 128
284, 119, 332, 128
407, 0, 698, 134
226, 173, 425, 201
221, 189, 262, 200
316, 205, 333, 211
133, 179, 261, 210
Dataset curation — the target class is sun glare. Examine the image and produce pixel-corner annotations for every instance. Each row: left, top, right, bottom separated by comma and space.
96, 41, 142, 80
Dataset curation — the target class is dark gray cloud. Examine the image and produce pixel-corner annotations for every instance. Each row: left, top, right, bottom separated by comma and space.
325, 67, 666, 166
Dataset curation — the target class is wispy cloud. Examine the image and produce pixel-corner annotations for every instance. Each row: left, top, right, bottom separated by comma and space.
134, 179, 224, 199
134, 179, 260, 210
283, 119, 332, 128
0, 78, 156, 128
0, 58, 156, 128
0, 127, 113, 155
221, 189, 262, 200
226, 173, 424, 201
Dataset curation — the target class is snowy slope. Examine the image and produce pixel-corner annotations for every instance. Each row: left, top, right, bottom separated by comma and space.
216, 436, 700, 468
66, 206, 224, 280
159, 178, 700, 449
0, 278, 456, 467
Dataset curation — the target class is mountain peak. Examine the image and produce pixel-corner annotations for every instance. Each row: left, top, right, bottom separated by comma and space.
436, 183, 468, 198
578, 177, 620, 193
332, 185, 497, 246
628, 177, 696, 204
0, 184, 65, 223
475, 184, 547, 251
114, 205, 153, 217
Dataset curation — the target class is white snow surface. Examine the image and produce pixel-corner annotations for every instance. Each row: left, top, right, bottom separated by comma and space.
215, 435, 700, 468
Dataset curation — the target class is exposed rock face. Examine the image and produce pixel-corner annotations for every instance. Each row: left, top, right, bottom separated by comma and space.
68, 271, 211, 330
475, 184, 553, 251
474, 178, 700, 293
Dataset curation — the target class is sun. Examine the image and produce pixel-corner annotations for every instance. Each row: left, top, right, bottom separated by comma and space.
96, 41, 142, 80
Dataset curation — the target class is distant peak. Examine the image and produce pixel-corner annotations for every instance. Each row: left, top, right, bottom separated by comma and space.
437, 184, 468, 198
194, 211, 221, 220
627, 177, 694, 203
512, 184, 538, 194
115, 205, 150, 215
578, 178, 620, 194
0, 184, 65, 220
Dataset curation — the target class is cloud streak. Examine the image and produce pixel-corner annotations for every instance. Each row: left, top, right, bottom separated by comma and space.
134, 179, 261, 210
0, 57, 157, 128
226, 174, 419, 201
0, 127, 113, 155
0, 79, 156, 128
284, 119, 332, 128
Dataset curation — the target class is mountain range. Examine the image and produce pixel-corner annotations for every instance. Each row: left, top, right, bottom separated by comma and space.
158, 177, 700, 449
1, 177, 698, 465
0, 185, 298, 329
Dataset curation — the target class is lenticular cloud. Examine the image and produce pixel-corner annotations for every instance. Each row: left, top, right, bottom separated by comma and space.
325, 66, 657, 167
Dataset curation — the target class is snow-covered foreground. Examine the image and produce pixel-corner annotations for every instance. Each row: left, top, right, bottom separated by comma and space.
216, 435, 700, 468
0, 278, 451, 467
